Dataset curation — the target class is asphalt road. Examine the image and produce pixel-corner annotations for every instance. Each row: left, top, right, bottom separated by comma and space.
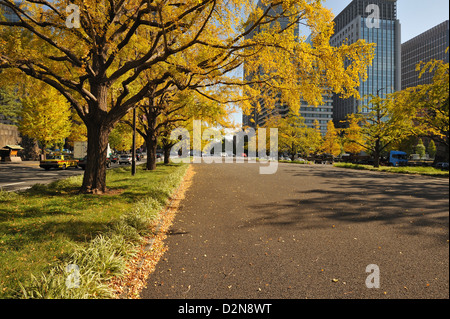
0, 161, 84, 192
141, 162, 449, 299
0, 160, 136, 192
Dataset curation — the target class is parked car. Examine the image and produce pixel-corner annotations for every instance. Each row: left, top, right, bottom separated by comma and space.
78, 156, 111, 170
119, 154, 132, 165
39, 154, 78, 170
110, 154, 119, 163
435, 162, 449, 170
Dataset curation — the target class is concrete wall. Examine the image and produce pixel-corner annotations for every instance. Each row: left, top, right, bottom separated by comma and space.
0, 124, 21, 148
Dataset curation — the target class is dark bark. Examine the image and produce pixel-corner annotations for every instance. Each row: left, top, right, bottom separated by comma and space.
146, 135, 158, 171
144, 101, 159, 171
373, 139, 381, 168
81, 121, 111, 194
80, 83, 111, 194
163, 144, 171, 164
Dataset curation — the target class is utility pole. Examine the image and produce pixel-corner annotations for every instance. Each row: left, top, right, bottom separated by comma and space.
373, 87, 385, 168
132, 106, 136, 176
132, 31, 138, 177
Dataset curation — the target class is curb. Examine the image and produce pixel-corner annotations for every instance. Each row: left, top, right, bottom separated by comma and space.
117, 165, 194, 299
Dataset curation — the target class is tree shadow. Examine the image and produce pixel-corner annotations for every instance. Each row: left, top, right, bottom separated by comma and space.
0, 219, 108, 252
245, 165, 449, 243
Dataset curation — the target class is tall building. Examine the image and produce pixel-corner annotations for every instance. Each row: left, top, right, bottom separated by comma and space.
0, 2, 20, 125
330, 0, 401, 126
242, 0, 298, 129
242, 2, 333, 134
401, 20, 449, 90
299, 94, 333, 135
0, 2, 20, 22
299, 35, 333, 135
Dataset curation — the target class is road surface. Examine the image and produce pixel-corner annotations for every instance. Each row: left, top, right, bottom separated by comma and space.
0, 160, 143, 192
141, 162, 449, 299
0, 161, 84, 192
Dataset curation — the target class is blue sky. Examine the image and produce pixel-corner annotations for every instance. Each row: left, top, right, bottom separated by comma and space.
323, 0, 449, 42
231, 0, 449, 126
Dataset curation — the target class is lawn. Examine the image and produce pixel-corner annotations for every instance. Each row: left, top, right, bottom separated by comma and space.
0, 163, 188, 298
333, 163, 449, 177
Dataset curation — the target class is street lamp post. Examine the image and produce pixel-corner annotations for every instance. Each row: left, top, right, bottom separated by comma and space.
374, 87, 385, 168
132, 35, 138, 177
131, 106, 136, 176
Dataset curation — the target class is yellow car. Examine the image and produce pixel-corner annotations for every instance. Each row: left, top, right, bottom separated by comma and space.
40, 155, 79, 170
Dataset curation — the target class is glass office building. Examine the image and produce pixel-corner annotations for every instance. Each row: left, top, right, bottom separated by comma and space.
242, 0, 299, 129
0, 2, 20, 23
299, 94, 333, 136
0, 3, 20, 125
330, 0, 401, 126
243, 1, 333, 134
299, 35, 334, 135
402, 20, 449, 90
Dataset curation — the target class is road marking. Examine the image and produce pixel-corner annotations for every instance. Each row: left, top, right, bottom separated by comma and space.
0, 182, 26, 187
16, 186, 32, 192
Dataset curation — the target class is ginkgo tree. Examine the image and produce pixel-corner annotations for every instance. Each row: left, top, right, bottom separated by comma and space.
19, 81, 72, 156
321, 120, 341, 157
347, 93, 417, 167
0, 0, 375, 193
395, 59, 449, 160
241, 1, 375, 116
264, 111, 323, 159
341, 114, 365, 155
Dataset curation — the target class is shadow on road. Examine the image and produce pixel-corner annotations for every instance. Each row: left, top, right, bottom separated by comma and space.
245, 165, 449, 243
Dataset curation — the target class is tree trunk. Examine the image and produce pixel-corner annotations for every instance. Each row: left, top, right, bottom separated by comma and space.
163, 145, 171, 164
81, 122, 111, 194
41, 143, 47, 161
373, 139, 381, 168
144, 104, 159, 171
80, 82, 111, 194
146, 136, 157, 171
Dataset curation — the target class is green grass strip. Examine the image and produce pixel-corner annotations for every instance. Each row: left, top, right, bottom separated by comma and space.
333, 163, 449, 177
0, 163, 188, 299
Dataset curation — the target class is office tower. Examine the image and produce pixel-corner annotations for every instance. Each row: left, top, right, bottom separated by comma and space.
402, 20, 449, 90
299, 94, 333, 135
242, 0, 299, 129
0, 2, 20, 125
330, 0, 401, 126
299, 35, 333, 135
0, 2, 20, 22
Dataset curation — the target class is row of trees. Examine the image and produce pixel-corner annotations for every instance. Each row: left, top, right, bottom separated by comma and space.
260, 57, 449, 167
1, 0, 375, 193
342, 58, 449, 167
259, 111, 440, 165
0, 78, 87, 157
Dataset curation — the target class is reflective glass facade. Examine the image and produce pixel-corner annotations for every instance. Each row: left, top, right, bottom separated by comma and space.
359, 17, 398, 112
402, 20, 449, 90
330, 0, 401, 125
0, 3, 20, 23
243, 0, 300, 129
